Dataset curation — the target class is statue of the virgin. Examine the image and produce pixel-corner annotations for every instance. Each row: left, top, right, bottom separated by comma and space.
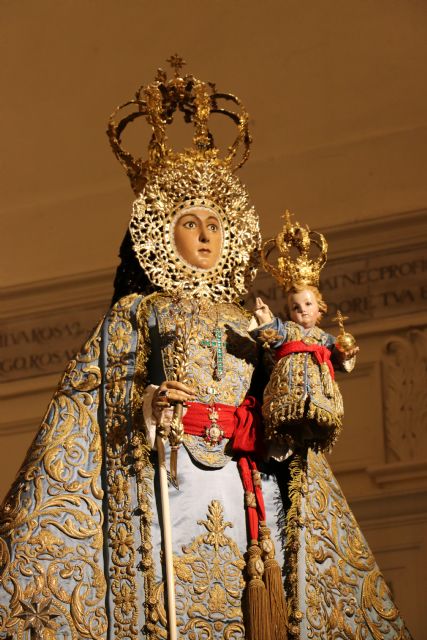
0, 59, 411, 640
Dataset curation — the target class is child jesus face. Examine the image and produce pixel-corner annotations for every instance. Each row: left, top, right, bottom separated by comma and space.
288, 289, 321, 329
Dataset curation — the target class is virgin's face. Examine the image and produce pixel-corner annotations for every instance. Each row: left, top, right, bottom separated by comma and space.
173, 208, 223, 269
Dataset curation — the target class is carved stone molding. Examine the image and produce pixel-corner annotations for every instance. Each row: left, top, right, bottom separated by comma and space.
381, 327, 427, 462
0, 270, 113, 388
349, 485, 427, 526
0, 417, 38, 437
367, 460, 427, 489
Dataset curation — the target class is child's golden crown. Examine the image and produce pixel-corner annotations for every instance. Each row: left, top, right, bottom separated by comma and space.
261, 211, 328, 290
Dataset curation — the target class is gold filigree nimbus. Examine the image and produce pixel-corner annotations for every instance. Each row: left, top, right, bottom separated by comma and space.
130, 152, 260, 302
262, 210, 328, 290
107, 57, 251, 195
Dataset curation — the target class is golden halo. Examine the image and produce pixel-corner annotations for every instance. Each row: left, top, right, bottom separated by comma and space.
129, 151, 260, 302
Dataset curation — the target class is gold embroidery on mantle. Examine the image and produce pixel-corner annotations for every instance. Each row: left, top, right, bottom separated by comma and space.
151, 500, 246, 638
104, 295, 139, 639
285, 454, 305, 638
131, 296, 157, 638
291, 449, 411, 639
0, 320, 107, 639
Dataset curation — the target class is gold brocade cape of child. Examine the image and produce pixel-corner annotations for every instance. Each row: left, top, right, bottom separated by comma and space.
262, 321, 346, 451
0, 293, 412, 640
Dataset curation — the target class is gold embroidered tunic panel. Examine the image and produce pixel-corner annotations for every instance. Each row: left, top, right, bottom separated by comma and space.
253, 319, 345, 451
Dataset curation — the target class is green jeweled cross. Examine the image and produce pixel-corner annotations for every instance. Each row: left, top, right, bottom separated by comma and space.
200, 327, 226, 380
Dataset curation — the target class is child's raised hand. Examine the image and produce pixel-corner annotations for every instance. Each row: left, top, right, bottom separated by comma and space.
253, 297, 273, 326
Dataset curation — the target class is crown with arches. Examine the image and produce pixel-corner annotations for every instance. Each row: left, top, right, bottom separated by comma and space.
107, 54, 252, 195
261, 210, 328, 290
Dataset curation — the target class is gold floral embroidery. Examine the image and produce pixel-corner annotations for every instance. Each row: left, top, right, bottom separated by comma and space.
149, 500, 246, 639
131, 295, 157, 638
104, 295, 140, 639
175, 500, 245, 637
155, 295, 256, 408
286, 450, 412, 639
0, 320, 107, 639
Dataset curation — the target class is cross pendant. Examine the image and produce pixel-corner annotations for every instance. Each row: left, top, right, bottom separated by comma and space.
200, 327, 226, 380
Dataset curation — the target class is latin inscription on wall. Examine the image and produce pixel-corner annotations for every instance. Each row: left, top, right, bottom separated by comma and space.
1, 245, 426, 384
247, 245, 427, 325
0, 305, 104, 383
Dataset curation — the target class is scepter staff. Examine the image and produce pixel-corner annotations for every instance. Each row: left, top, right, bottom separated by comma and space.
156, 433, 178, 640
156, 298, 198, 638
168, 301, 198, 487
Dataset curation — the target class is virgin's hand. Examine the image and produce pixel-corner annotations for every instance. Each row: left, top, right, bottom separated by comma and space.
152, 381, 196, 423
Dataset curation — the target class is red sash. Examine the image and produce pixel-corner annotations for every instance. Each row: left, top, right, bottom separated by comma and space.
182, 397, 264, 455
275, 340, 335, 380
182, 397, 264, 541
182, 397, 285, 626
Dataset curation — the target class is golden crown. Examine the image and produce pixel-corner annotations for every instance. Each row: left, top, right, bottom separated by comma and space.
261, 210, 328, 290
107, 54, 251, 194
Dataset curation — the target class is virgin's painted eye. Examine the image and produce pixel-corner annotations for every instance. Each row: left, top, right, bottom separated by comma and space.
208, 224, 219, 232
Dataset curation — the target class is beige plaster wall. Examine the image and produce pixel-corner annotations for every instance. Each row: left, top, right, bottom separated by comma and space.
2, 0, 427, 285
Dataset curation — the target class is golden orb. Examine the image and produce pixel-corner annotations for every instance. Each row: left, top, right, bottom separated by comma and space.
335, 332, 356, 353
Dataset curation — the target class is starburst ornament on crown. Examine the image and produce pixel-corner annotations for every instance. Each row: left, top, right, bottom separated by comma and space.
107, 57, 260, 303
261, 210, 328, 290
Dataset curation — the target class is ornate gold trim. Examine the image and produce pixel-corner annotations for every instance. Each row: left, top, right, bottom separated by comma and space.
104, 295, 140, 639
285, 454, 305, 639
0, 320, 107, 639
131, 295, 157, 637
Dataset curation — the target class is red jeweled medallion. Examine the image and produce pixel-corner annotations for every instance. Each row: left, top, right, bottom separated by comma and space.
204, 406, 224, 445
204, 422, 225, 445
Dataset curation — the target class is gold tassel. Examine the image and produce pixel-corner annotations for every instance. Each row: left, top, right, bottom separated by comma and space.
243, 541, 272, 640
320, 362, 334, 398
259, 523, 288, 639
